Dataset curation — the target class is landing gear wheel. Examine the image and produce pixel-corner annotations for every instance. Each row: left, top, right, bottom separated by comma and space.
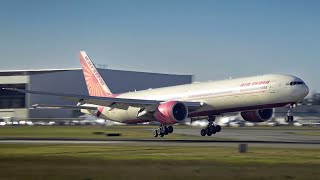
200, 129, 206, 136
209, 126, 216, 134
205, 127, 210, 134
160, 132, 164, 137
285, 116, 294, 122
215, 125, 221, 132
153, 130, 158, 137
164, 127, 169, 135
167, 126, 173, 133
289, 116, 294, 122
205, 127, 212, 136
285, 116, 289, 122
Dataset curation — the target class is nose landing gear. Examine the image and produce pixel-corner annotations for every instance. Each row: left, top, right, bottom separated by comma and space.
200, 115, 222, 136
285, 104, 295, 123
153, 125, 174, 137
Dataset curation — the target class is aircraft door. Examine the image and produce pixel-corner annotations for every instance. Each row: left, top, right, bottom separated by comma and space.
269, 85, 276, 93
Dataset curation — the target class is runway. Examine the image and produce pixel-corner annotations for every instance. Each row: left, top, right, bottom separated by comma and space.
174, 127, 320, 143
0, 127, 319, 148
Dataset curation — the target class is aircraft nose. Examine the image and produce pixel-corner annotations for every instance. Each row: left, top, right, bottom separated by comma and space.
303, 84, 309, 98
290, 82, 309, 101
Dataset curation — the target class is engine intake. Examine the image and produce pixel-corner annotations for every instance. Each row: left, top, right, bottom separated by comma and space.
154, 101, 188, 124
241, 109, 273, 122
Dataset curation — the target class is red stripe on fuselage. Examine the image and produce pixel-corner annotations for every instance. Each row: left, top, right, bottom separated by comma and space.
122, 119, 150, 124
96, 106, 104, 117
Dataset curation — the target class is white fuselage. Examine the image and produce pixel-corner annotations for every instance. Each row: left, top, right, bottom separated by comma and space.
83, 74, 309, 123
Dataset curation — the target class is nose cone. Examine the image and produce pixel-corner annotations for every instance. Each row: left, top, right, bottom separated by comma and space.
296, 84, 309, 100
289, 76, 309, 100
289, 81, 309, 101
303, 84, 310, 98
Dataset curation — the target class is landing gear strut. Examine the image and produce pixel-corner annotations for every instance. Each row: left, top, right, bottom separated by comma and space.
153, 125, 173, 138
200, 115, 222, 136
285, 104, 295, 123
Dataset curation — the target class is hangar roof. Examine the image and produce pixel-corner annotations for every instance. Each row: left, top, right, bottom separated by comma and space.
0, 68, 191, 76
0, 68, 82, 76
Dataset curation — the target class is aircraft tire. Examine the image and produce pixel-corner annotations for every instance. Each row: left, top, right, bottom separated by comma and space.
289, 116, 294, 122
160, 132, 164, 137
167, 126, 173, 133
153, 130, 158, 137
200, 129, 206, 136
164, 127, 169, 135
205, 127, 210, 134
209, 126, 216, 134
285, 116, 289, 122
215, 125, 221, 132
158, 128, 162, 134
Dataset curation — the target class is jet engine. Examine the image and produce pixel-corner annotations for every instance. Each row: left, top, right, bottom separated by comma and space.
240, 109, 273, 122
153, 101, 188, 124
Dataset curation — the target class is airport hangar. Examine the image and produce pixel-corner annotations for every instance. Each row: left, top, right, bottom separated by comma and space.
0, 68, 192, 120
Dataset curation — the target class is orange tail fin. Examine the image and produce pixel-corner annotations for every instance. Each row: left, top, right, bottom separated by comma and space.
79, 51, 113, 97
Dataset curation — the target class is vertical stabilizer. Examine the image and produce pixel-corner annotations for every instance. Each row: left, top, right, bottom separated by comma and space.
79, 51, 113, 97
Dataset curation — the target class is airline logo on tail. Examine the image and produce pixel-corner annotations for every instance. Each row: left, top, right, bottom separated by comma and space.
79, 51, 113, 97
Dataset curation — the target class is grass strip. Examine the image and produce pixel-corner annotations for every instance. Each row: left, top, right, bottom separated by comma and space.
0, 144, 319, 180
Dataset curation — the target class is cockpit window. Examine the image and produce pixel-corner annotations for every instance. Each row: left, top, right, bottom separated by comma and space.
288, 81, 304, 86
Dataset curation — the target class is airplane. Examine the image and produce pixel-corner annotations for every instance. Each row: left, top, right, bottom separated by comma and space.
3, 51, 309, 137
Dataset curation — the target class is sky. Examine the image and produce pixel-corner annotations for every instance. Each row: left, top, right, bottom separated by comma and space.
0, 0, 319, 92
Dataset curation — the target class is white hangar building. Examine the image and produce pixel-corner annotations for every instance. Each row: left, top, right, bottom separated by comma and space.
0, 68, 192, 119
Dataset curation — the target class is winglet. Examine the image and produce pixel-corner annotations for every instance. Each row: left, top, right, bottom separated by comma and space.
79, 51, 113, 97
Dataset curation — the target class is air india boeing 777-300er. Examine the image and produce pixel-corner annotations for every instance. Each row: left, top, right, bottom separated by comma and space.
4, 51, 309, 137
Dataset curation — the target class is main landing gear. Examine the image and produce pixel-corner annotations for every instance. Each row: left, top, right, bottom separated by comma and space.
153, 125, 174, 137
200, 115, 222, 136
285, 104, 295, 123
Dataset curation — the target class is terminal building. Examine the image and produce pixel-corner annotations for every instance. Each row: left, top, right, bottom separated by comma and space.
0, 69, 192, 120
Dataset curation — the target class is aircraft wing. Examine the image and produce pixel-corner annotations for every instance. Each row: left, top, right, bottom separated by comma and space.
31, 104, 98, 110
3, 88, 204, 111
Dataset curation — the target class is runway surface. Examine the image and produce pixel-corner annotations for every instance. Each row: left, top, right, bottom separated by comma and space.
0, 127, 319, 148
174, 127, 320, 143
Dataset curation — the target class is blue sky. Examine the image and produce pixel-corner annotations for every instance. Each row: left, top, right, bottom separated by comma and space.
0, 0, 319, 91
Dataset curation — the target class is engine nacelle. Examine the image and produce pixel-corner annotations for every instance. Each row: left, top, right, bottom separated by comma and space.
154, 101, 188, 124
240, 109, 273, 122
